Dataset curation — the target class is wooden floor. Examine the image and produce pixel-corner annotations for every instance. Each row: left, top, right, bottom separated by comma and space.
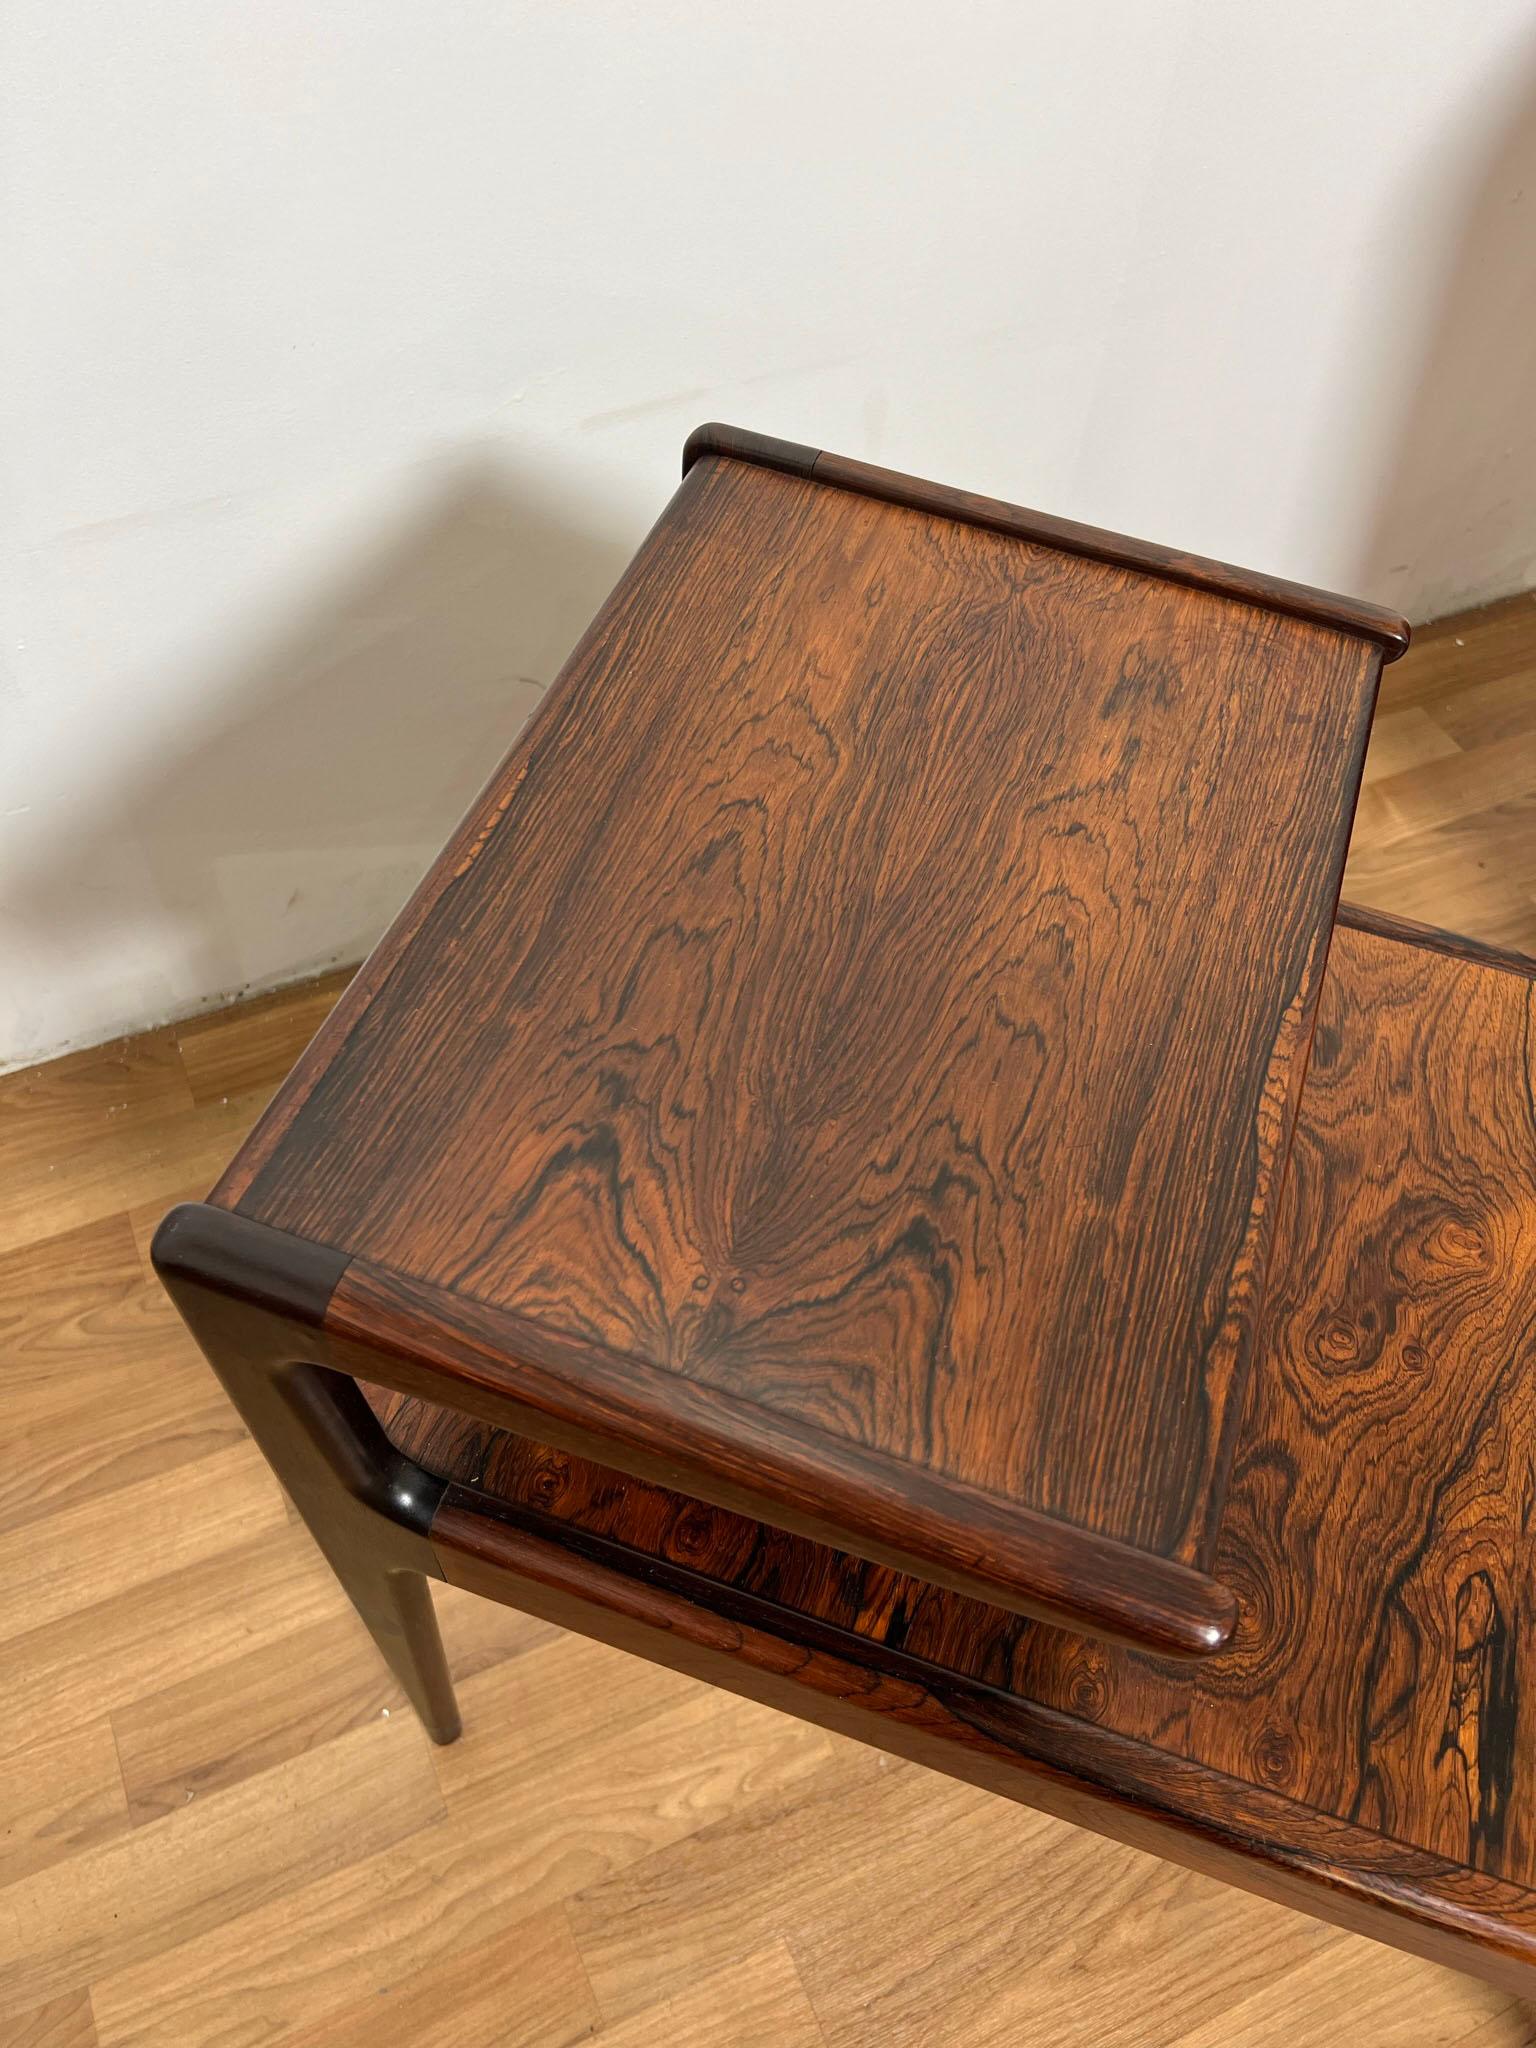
1344, 592, 1536, 953
3, 592, 1535, 2047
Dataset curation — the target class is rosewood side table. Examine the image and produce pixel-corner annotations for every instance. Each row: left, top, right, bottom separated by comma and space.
156, 427, 1536, 1993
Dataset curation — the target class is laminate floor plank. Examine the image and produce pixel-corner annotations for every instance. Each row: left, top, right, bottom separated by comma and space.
89, 1657, 836, 2048
0, 1520, 352, 1766
174, 970, 353, 1109
590, 1943, 825, 2048
110, 1594, 560, 1826
0, 1720, 131, 1890
0, 1438, 286, 1646
8, 1989, 100, 2048
0, 1711, 444, 2020
566, 1749, 1338, 2048
275, 1906, 598, 2048
1167, 1937, 1526, 2047
1347, 593, 1536, 956
1, 1214, 242, 1533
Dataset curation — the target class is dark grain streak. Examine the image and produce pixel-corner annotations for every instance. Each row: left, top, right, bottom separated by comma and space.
375, 922, 1536, 1891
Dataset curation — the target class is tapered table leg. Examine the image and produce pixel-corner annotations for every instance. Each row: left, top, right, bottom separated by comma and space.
153, 1204, 461, 1745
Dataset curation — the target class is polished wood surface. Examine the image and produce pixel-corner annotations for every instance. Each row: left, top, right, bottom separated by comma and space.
684, 423, 1412, 656
212, 436, 1393, 1653
366, 915, 1536, 1954
138, 396, 1530, 1984
320, 1252, 1237, 1660
8, 592, 1536, 2040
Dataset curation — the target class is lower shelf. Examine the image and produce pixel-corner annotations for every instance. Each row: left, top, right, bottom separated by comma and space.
427, 1473, 1536, 1995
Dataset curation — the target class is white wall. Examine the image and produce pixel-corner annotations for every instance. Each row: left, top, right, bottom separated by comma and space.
5, 2, 1536, 1069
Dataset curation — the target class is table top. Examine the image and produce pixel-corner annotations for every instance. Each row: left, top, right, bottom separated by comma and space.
215, 425, 1407, 1655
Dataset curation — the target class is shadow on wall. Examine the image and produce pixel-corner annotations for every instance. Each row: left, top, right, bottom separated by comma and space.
12, 60, 1536, 1062
1356, 57, 1536, 617
5, 457, 634, 1058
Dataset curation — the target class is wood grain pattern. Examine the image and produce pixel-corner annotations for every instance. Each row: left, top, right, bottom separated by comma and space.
1170, 911, 1536, 1871
271, 1906, 601, 2048
8, 1991, 98, 2048
1335, 897, 1536, 980
174, 967, 355, 1109
0, 1720, 130, 1889
371, 916, 1536, 1972
108, 1596, 554, 1826
685, 423, 1412, 656
323, 1253, 1237, 1658
9, 831, 1536, 2041
0, 1212, 242, 1535
90, 1652, 833, 2048
146, 902, 1536, 1983
0, 1711, 445, 2016
215, 436, 1389, 1650
428, 1492, 1536, 1998
583, 1943, 825, 2048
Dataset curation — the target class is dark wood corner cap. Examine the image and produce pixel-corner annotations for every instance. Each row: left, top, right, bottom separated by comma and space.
151, 1201, 348, 1327
683, 422, 1411, 661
